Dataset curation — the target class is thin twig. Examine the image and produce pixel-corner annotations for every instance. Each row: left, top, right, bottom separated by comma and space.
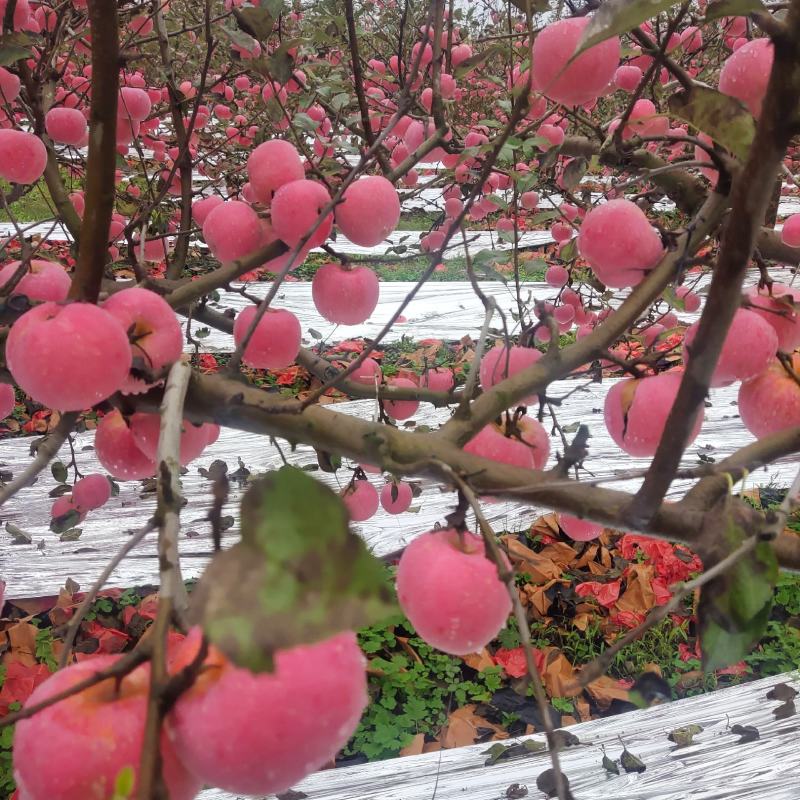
0, 412, 78, 508
433, 460, 570, 800
58, 521, 156, 668
0, 647, 151, 730
137, 357, 192, 799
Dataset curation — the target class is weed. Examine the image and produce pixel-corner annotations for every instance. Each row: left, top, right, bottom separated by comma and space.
350, 614, 504, 760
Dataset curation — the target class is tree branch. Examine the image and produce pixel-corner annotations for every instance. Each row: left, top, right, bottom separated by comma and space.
68, 0, 119, 303
629, 4, 800, 524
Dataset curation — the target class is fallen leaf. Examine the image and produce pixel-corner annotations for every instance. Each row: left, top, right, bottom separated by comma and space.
501, 536, 563, 582
602, 753, 619, 774
615, 564, 656, 615
773, 700, 796, 720
668, 724, 703, 747
441, 704, 508, 749
730, 724, 760, 744
1, 621, 39, 666
541, 648, 581, 698
585, 675, 630, 710
399, 733, 426, 756
620, 747, 646, 773
767, 683, 799, 702
462, 648, 496, 672
538, 541, 578, 568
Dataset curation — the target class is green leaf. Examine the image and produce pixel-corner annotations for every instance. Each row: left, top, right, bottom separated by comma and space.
59, 527, 82, 542
112, 765, 135, 800
698, 524, 777, 672
575, 0, 681, 57
668, 724, 703, 747
234, 6, 277, 40
50, 509, 80, 535
262, 0, 286, 17
705, 0, 765, 22
668, 85, 756, 161
50, 461, 68, 484
620, 747, 646, 773
0, 42, 29, 66
220, 24, 259, 51
0, 33, 34, 66
454, 45, 500, 79
509, 0, 549, 13
293, 112, 319, 131
602, 754, 620, 774
191, 466, 396, 671
268, 42, 295, 86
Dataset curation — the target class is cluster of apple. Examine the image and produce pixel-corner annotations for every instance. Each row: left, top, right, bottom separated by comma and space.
13, 628, 368, 799
50, 472, 113, 527
3, 282, 220, 480
194, 138, 402, 369
13, 502, 604, 800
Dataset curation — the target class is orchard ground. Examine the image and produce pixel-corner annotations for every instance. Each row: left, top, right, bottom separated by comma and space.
2, 494, 799, 793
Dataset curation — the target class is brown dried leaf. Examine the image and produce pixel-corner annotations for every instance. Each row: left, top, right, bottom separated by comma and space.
502, 536, 562, 582
441, 704, 508, 749
399, 733, 426, 756
538, 541, 578, 568
616, 564, 656, 614
0, 621, 39, 666
462, 648, 496, 672
541, 648, 581, 698
586, 675, 630, 710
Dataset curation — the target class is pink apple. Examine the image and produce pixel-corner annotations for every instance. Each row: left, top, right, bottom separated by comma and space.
94, 409, 157, 480
233, 306, 301, 369
6, 302, 132, 411
13, 655, 201, 800
0, 259, 71, 302
578, 199, 664, 288
604, 371, 704, 457
167, 629, 367, 796
342, 478, 379, 521
103, 287, 183, 393
0, 129, 47, 184
247, 139, 305, 204
335, 176, 401, 246
396, 529, 511, 655
311, 262, 379, 325
270, 179, 333, 248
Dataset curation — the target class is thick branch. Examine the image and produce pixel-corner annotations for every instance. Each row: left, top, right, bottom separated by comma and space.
68, 0, 119, 303
630, 8, 800, 522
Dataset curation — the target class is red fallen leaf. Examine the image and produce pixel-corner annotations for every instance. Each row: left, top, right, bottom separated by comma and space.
121, 605, 138, 627
0, 661, 51, 714
493, 646, 546, 678
275, 366, 301, 386
418, 338, 443, 347
83, 621, 130, 654
717, 661, 749, 677
678, 641, 700, 662
651, 577, 672, 605
333, 340, 364, 353
618, 535, 702, 584
137, 594, 159, 621
575, 579, 621, 608
610, 610, 646, 629
198, 353, 219, 373
396, 315, 408, 323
